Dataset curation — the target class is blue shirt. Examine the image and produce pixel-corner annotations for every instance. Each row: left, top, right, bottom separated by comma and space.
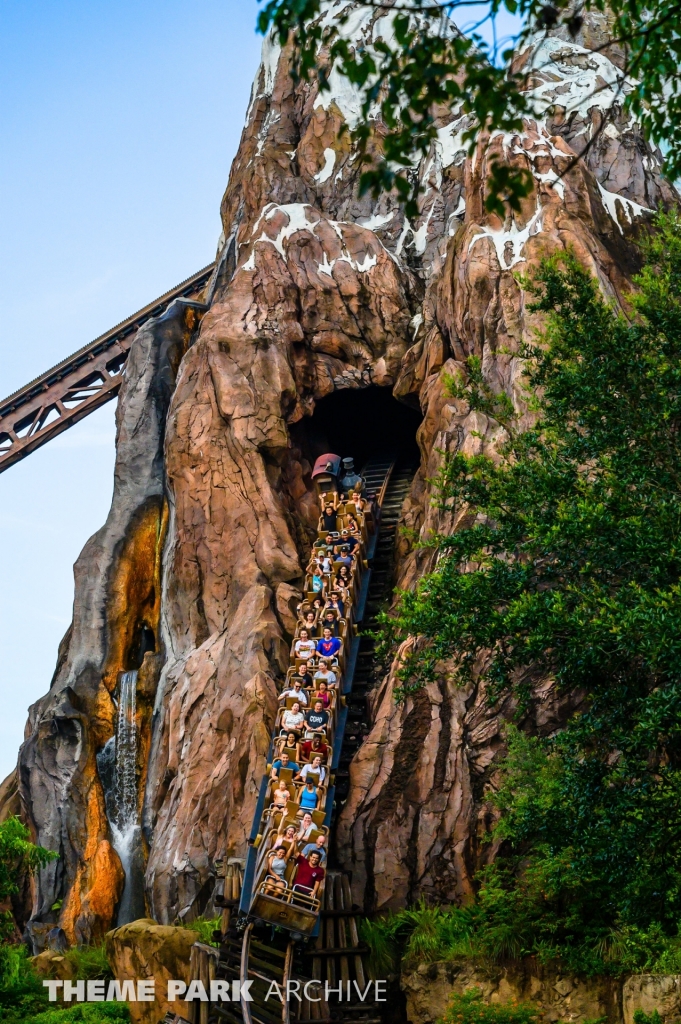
301, 843, 327, 865
300, 787, 318, 809
317, 636, 341, 657
272, 760, 299, 774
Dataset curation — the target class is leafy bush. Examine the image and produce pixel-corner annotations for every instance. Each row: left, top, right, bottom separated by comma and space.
181, 915, 221, 947
0, 943, 122, 1024
440, 990, 540, 1024
0, 818, 56, 969
634, 1012, 663, 1024
62, 947, 112, 983
16, 1005, 130, 1024
0, 944, 49, 1022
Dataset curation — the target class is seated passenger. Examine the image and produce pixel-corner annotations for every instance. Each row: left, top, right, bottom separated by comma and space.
345, 514, 361, 536
274, 731, 299, 758
273, 824, 298, 851
335, 565, 352, 588
336, 546, 354, 569
270, 752, 299, 779
319, 551, 333, 574
305, 700, 330, 736
294, 630, 317, 661
299, 734, 329, 763
319, 609, 339, 637
321, 503, 337, 532
339, 528, 359, 554
330, 578, 349, 605
279, 679, 308, 705
292, 850, 325, 900
350, 490, 365, 512
271, 780, 291, 810
281, 701, 305, 735
296, 755, 327, 786
320, 490, 337, 506
295, 663, 315, 689
299, 779, 319, 810
264, 843, 294, 895
310, 570, 325, 595
313, 680, 332, 708
296, 813, 315, 842
301, 833, 327, 866
317, 628, 342, 660
299, 610, 318, 634
313, 661, 337, 688
325, 593, 344, 619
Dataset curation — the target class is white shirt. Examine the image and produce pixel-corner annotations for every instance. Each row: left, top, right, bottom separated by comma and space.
299, 763, 326, 785
282, 710, 305, 731
280, 687, 309, 705
294, 639, 317, 659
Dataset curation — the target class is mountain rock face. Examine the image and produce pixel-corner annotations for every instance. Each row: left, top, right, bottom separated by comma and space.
9, 0, 677, 944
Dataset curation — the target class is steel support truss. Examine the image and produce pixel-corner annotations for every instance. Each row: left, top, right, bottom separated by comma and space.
0, 263, 215, 474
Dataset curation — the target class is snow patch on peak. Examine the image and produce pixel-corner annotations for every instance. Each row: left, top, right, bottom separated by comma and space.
241, 203, 381, 277
246, 30, 283, 124
468, 203, 543, 270
358, 211, 395, 231
315, 148, 337, 183
526, 36, 634, 128
241, 204, 321, 271
597, 183, 652, 233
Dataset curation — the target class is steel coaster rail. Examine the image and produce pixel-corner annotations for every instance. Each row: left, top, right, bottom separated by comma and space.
0, 262, 215, 473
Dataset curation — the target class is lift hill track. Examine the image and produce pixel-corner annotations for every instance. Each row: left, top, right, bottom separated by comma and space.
173, 460, 417, 1024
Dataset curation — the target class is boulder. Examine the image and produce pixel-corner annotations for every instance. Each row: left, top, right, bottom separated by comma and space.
105, 918, 198, 1024
30, 949, 78, 982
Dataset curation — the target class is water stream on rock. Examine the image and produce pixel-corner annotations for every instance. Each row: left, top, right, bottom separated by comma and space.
97, 670, 146, 925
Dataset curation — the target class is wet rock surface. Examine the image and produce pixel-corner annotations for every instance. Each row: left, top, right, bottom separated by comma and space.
4, 0, 677, 937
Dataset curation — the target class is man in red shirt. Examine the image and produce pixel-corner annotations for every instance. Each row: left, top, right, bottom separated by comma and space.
300, 735, 328, 762
292, 851, 325, 900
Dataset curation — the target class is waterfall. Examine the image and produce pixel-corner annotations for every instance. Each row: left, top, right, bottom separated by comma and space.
97, 670, 146, 926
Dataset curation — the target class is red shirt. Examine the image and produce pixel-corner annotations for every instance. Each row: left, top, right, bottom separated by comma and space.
295, 855, 325, 890
301, 740, 328, 761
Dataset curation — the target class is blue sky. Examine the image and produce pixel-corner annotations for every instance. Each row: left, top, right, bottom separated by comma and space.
0, 0, 263, 783
0, 0, 522, 785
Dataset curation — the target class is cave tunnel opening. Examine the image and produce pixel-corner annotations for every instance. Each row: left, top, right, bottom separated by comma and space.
126, 624, 156, 671
295, 386, 423, 473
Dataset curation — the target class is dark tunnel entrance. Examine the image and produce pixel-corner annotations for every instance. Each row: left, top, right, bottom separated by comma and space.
294, 386, 423, 473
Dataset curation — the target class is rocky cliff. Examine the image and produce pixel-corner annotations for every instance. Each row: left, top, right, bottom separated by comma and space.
8, 0, 677, 946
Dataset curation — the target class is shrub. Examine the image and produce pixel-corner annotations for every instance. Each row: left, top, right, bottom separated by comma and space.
17, 1005, 130, 1024
62, 947, 112, 983
181, 916, 221, 948
440, 990, 540, 1024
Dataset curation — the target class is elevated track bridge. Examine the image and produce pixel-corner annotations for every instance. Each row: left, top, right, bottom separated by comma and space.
0, 263, 214, 473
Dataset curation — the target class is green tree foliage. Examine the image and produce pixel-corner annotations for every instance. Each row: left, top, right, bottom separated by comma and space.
0, 818, 56, 981
366, 214, 681, 973
256, 0, 681, 216
0, 817, 56, 926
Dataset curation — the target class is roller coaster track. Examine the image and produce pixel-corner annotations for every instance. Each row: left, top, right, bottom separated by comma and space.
179, 458, 417, 1024
0, 263, 214, 473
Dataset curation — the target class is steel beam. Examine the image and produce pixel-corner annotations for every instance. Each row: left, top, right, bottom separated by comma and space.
0, 263, 215, 474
